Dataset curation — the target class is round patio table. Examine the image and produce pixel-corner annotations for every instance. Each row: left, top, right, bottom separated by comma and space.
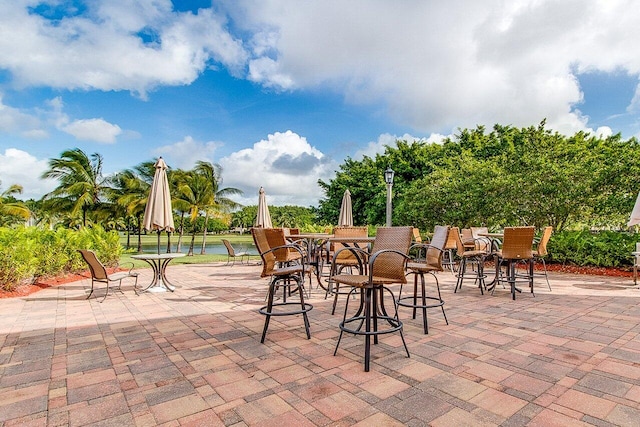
131, 253, 186, 293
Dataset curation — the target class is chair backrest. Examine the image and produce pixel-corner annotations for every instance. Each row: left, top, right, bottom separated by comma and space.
333, 226, 368, 260
536, 226, 553, 256
470, 227, 488, 239
78, 249, 108, 280
263, 228, 290, 261
461, 228, 473, 242
450, 227, 468, 255
425, 225, 449, 269
501, 226, 535, 260
289, 228, 300, 235
370, 226, 413, 283
222, 239, 236, 257
444, 225, 457, 250
251, 228, 277, 277
412, 227, 422, 243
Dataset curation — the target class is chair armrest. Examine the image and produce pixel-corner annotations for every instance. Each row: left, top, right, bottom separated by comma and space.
115, 261, 136, 273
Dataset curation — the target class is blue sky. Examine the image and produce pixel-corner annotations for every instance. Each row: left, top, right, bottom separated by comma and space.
1, 0, 640, 207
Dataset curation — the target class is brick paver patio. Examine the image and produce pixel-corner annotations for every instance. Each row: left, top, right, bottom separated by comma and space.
1, 262, 639, 426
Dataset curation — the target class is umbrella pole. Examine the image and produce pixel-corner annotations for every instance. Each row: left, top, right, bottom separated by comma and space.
157, 230, 161, 255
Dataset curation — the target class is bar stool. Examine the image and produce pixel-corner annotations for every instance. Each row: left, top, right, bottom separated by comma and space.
332, 227, 413, 372
399, 225, 449, 334
252, 228, 312, 343
451, 227, 489, 294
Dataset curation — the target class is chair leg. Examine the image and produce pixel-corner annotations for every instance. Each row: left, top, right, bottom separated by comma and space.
261, 279, 277, 343
86, 278, 95, 300
298, 278, 311, 339
100, 280, 110, 303
540, 258, 551, 291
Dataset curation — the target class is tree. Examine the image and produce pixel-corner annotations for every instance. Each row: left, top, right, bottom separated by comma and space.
0, 183, 31, 225
110, 163, 154, 252
41, 148, 110, 228
172, 169, 213, 256
194, 161, 242, 254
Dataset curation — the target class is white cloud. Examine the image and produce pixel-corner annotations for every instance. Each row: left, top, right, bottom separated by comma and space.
0, 149, 55, 200
224, 0, 640, 135
0, 2, 247, 96
220, 130, 337, 206
154, 136, 221, 170
62, 118, 122, 143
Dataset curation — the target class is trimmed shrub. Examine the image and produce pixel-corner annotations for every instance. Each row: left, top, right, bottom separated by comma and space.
0, 225, 121, 291
548, 230, 636, 268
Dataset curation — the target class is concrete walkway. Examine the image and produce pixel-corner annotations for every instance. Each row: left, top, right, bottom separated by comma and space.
1, 262, 640, 426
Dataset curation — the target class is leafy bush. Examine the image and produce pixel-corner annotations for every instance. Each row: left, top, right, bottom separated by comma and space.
548, 230, 636, 268
0, 225, 121, 291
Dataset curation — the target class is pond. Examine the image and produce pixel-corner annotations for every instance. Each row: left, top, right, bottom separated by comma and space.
125, 239, 257, 255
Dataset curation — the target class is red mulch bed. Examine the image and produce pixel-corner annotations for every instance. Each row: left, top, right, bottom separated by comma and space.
0, 263, 633, 299
0, 272, 89, 299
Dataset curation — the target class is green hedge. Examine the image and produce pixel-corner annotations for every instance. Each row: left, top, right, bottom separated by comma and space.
547, 230, 636, 268
0, 226, 121, 291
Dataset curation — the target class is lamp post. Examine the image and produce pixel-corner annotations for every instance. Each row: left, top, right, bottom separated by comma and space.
384, 166, 395, 227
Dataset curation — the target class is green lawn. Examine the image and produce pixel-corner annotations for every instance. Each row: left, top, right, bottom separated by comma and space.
119, 232, 259, 268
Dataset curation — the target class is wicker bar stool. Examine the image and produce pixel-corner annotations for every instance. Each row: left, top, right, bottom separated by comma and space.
493, 226, 535, 300
252, 228, 312, 343
332, 226, 412, 372
399, 225, 450, 334
451, 227, 489, 294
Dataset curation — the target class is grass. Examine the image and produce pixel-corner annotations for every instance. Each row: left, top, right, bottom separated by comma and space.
119, 232, 259, 268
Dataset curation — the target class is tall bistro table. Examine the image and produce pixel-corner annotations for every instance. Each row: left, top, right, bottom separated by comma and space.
131, 253, 186, 293
290, 233, 333, 291
476, 232, 503, 291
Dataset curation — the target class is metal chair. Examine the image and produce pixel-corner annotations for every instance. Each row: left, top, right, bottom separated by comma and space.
492, 227, 535, 300
400, 225, 450, 334
251, 228, 312, 343
531, 226, 553, 291
452, 227, 489, 294
221, 239, 249, 266
332, 226, 412, 372
326, 226, 369, 314
78, 249, 138, 302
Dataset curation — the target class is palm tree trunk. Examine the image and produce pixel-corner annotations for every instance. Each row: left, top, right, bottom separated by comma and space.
176, 213, 185, 252
136, 214, 143, 253
188, 232, 196, 256
200, 213, 209, 254
126, 218, 131, 249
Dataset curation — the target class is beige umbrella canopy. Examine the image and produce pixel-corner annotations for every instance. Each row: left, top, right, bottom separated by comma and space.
338, 189, 353, 226
143, 157, 175, 253
629, 191, 640, 226
255, 187, 273, 228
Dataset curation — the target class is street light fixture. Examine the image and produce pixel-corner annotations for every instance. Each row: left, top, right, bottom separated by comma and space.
384, 166, 395, 227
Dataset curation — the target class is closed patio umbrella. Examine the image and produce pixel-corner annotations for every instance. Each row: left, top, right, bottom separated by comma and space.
338, 189, 353, 226
143, 157, 175, 253
629, 191, 640, 227
255, 187, 273, 228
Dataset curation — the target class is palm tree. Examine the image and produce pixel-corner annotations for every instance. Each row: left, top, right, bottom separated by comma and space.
109, 165, 153, 252
172, 169, 212, 256
194, 161, 242, 254
40, 148, 109, 227
0, 183, 31, 225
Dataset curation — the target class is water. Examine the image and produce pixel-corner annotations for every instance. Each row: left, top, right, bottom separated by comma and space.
133, 241, 256, 255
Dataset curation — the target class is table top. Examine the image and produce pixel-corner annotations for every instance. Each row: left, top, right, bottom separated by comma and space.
328, 237, 376, 243
477, 232, 504, 238
293, 233, 333, 239
131, 253, 186, 260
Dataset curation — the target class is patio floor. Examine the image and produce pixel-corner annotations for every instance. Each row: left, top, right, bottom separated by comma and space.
1, 262, 640, 426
